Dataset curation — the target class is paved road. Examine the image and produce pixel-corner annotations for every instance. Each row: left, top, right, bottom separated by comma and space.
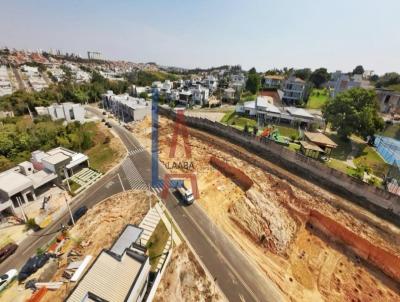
0, 107, 283, 302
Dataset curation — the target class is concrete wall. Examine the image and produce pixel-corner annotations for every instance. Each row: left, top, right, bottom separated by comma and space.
158, 107, 400, 226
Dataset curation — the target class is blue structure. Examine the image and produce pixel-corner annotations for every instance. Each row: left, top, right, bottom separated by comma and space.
374, 135, 400, 165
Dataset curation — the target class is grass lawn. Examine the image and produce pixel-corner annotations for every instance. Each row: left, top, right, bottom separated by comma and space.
386, 84, 400, 92
84, 123, 119, 173
286, 143, 301, 152
306, 88, 329, 109
69, 180, 81, 193
354, 145, 389, 177
379, 124, 400, 140
327, 158, 357, 175
276, 125, 299, 139
220, 112, 257, 130
327, 134, 354, 161
220, 110, 235, 123
146, 220, 170, 271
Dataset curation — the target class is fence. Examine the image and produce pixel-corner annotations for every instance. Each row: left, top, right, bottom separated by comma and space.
158, 107, 400, 226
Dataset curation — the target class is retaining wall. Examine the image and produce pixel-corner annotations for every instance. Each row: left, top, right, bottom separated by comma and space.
158, 107, 400, 226
309, 210, 400, 282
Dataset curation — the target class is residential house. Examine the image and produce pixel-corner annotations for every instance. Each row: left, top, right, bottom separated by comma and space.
223, 87, 236, 101
36, 103, 86, 123
236, 96, 324, 128
303, 131, 337, 156
0, 146, 87, 216
66, 225, 151, 302
376, 88, 400, 114
282, 77, 308, 104
191, 84, 209, 106
328, 72, 373, 98
102, 91, 151, 122
263, 75, 284, 89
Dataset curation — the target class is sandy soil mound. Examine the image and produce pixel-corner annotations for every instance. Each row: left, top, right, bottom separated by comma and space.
41, 190, 150, 302
154, 243, 225, 302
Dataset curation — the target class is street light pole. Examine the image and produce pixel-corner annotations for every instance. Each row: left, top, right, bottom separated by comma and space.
64, 194, 75, 226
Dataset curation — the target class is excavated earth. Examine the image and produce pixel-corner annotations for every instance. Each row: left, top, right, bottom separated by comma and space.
131, 116, 400, 302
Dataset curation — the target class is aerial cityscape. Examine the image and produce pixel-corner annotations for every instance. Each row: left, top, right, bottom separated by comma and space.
0, 1, 400, 302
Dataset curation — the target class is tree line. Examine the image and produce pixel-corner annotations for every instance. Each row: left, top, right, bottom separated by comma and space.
0, 116, 95, 172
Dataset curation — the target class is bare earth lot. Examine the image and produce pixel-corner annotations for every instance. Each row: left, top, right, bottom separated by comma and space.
131, 116, 400, 302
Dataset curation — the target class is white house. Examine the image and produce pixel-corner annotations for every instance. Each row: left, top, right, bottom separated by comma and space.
36, 103, 86, 123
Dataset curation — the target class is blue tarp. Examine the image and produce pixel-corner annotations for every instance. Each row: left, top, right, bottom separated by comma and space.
374, 135, 400, 166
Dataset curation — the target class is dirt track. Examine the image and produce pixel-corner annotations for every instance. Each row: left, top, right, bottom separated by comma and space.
131, 116, 400, 302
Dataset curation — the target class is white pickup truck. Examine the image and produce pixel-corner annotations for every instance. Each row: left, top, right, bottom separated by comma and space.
176, 186, 195, 205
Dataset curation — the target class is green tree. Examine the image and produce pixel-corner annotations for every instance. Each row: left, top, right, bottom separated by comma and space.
353, 65, 365, 75
309, 68, 329, 88
323, 88, 384, 139
245, 68, 261, 94
294, 68, 311, 81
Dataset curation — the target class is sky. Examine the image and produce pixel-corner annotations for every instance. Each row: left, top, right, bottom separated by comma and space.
0, 0, 399, 74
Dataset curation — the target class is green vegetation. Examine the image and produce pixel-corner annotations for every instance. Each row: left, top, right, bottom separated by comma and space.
0, 116, 95, 172
327, 158, 357, 175
386, 83, 400, 92
287, 143, 301, 152
245, 67, 261, 94
221, 112, 257, 130
326, 134, 354, 161
275, 125, 299, 140
375, 72, 400, 89
309, 68, 329, 88
239, 91, 257, 103
220, 110, 235, 123
379, 124, 400, 140
68, 180, 81, 193
0, 71, 128, 115
146, 220, 170, 271
124, 70, 180, 87
324, 88, 384, 139
306, 88, 329, 109
353, 145, 389, 177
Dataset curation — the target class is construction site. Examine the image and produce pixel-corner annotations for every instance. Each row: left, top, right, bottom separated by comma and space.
131, 115, 400, 302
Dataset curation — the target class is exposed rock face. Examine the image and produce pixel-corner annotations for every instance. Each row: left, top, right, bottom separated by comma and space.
230, 188, 298, 255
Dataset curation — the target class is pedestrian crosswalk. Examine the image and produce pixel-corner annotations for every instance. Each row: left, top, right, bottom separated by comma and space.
128, 147, 146, 156
121, 158, 148, 190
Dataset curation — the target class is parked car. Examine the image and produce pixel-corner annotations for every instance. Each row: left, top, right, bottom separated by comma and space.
18, 253, 50, 282
0, 269, 17, 291
0, 243, 18, 263
68, 206, 88, 226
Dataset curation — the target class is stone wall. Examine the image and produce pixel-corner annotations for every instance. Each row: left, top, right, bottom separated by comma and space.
158, 106, 400, 226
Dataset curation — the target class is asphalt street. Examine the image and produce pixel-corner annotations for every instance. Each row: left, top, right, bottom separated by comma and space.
0, 107, 283, 302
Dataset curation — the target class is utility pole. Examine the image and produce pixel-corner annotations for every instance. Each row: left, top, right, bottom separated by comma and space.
64, 194, 75, 226
117, 173, 125, 192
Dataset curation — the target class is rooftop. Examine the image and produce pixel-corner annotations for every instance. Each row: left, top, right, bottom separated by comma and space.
285, 107, 314, 119
0, 171, 33, 196
300, 141, 325, 153
304, 132, 338, 148
67, 249, 146, 302
42, 152, 71, 165
110, 225, 143, 256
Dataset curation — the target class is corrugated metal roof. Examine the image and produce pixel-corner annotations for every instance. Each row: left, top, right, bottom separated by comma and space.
67, 250, 143, 302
